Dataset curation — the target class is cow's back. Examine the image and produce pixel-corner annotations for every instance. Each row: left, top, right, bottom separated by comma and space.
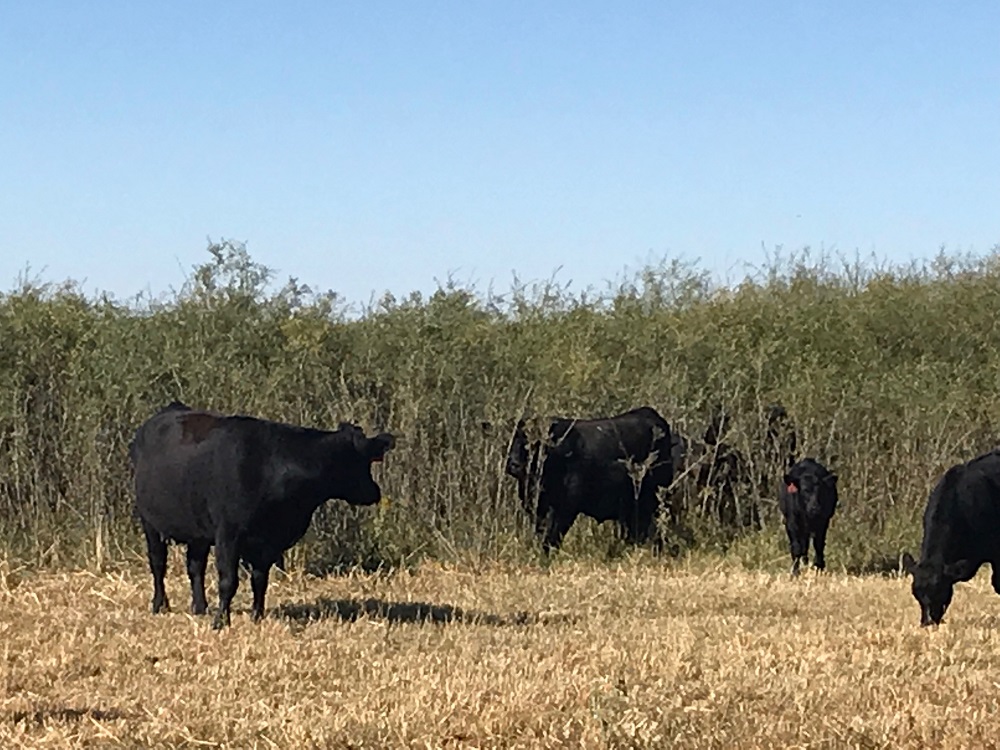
922, 452, 1000, 562
552, 407, 671, 464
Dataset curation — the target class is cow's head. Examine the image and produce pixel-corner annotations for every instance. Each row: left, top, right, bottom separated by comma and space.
902, 552, 974, 626
505, 420, 531, 481
333, 424, 395, 506
505, 420, 542, 515
784, 469, 836, 516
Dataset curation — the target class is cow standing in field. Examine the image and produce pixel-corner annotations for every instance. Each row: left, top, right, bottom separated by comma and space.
130, 403, 394, 628
696, 409, 754, 529
779, 458, 838, 575
505, 407, 674, 553
903, 450, 1000, 626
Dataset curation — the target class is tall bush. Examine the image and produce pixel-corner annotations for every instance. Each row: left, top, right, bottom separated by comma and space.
1, 240, 999, 572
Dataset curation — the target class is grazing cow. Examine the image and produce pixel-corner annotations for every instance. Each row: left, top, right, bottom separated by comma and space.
505, 407, 673, 553
130, 403, 394, 628
903, 451, 1000, 626
779, 458, 838, 575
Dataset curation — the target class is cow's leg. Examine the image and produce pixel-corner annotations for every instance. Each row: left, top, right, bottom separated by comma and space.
517, 478, 536, 518
812, 525, 829, 571
787, 526, 808, 577
625, 492, 657, 547
542, 512, 576, 554
639, 503, 665, 555
141, 520, 170, 614
185, 541, 211, 615
212, 527, 240, 630
718, 485, 737, 528
661, 489, 677, 527
250, 563, 272, 622
534, 502, 552, 540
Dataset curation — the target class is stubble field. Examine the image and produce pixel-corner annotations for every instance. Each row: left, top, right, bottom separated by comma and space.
1, 555, 998, 749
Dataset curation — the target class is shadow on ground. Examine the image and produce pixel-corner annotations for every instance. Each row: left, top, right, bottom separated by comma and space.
7, 706, 133, 725
275, 597, 577, 628
843, 552, 907, 577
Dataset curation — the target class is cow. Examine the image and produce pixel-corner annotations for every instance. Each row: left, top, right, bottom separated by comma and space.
779, 458, 838, 575
902, 450, 1000, 626
130, 404, 394, 628
696, 409, 754, 529
505, 419, 545, 518
505, 407, 673, 553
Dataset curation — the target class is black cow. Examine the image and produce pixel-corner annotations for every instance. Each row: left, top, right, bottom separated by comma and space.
130, 404, 394, 628
779, 458, 838, 575
903, 450, 1000, 626
696, 410, 754, 529
505, 407, 673, 553
505, 419, 544, 518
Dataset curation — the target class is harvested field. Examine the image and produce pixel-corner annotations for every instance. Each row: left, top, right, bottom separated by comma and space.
0, 556, 998, 748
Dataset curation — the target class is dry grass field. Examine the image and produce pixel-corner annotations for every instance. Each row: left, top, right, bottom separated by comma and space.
1, 555, 1000, 748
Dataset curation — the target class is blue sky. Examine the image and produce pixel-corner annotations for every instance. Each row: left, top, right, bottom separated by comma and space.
2, 2, 998, 303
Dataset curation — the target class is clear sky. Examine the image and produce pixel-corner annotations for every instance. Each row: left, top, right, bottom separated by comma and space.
2, 2, 998, 304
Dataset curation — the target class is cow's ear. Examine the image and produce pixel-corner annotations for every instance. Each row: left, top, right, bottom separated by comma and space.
367, 433, 395, 462
901, 552, 918, 576
783, 474, 798, 492
943, 559, 976, 581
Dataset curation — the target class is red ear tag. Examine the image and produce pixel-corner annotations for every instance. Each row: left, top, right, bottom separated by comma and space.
786, 483, 798, 493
